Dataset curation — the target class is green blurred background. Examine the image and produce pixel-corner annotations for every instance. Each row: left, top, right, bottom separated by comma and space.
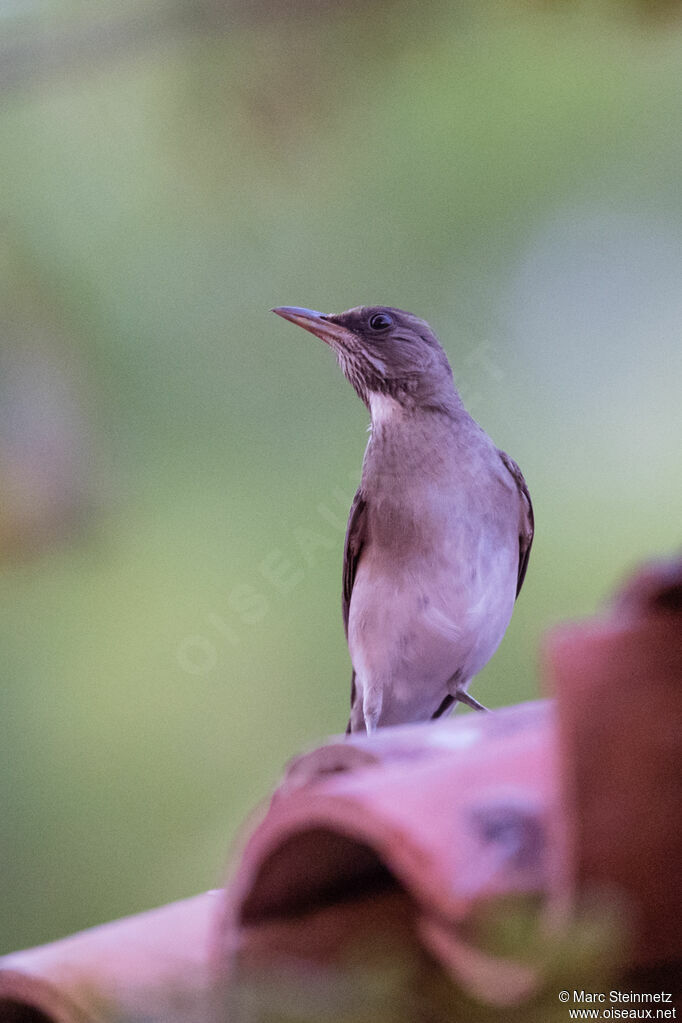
1, 0, 681, 955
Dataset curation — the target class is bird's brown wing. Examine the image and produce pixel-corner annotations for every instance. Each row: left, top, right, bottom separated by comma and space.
499, 451, 534, 597
342, 487, 368, 636
342, 488, 368, 732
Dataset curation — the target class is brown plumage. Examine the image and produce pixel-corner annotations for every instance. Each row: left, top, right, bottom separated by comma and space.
273, 305, 534, 733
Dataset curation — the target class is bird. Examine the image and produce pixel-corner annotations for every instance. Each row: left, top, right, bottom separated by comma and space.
272, 304, 534, 734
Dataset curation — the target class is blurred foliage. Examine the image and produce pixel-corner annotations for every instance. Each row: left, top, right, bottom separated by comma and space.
229, 894, 626, 1022
1, 0, 681, 954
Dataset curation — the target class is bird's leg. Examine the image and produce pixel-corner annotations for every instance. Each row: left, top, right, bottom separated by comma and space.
456, 691, 490, 712
443, 669, 491, 713
431, 694, 456, 719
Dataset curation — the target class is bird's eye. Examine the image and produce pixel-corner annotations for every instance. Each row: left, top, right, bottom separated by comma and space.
369, 312, 393, 331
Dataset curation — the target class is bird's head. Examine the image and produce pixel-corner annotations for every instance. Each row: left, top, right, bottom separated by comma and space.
273, 305, 460, 415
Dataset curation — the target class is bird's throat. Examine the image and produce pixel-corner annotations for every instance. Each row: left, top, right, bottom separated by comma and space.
369, 392, 403, 430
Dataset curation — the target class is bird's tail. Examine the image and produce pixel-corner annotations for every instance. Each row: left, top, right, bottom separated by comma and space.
346, 669, 359, 735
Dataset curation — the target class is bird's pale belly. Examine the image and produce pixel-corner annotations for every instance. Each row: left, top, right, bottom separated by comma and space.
347, 540, 517, 726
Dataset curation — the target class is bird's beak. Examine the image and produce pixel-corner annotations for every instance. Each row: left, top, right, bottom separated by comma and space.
272, 306, 351, 349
